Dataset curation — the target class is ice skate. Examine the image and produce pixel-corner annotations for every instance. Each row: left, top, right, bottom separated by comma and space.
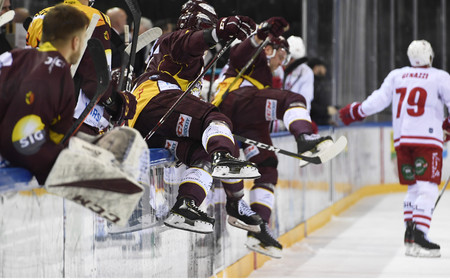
297, 134, 334, 167
164, 198, 214, 234
246, 222, 282, 259
211, 151, 260, 179
410, 228, 441, 258
404, 221, 414, 256
226, 199, 262, 233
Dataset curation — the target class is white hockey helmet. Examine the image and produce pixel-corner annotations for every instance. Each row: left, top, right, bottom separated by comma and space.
287, 35, 305, 60
407, 40, 434, 67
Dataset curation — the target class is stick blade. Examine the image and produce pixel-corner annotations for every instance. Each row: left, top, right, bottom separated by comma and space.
124, 27, 162, 55
0, 10, 15, 28
317, 135, 348, 163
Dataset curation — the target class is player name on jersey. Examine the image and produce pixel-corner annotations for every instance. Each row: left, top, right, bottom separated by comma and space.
402, 72, 429, 79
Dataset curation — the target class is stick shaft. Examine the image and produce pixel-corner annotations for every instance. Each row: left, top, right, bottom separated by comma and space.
62, 39, 110, 144
70, 13, 100, 77
435, 175, 450, 208
233, 134, 321, 164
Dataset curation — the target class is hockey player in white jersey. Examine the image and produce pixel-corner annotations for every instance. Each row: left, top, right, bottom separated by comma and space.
339, 40, 450, 258
283, 36, 314, 113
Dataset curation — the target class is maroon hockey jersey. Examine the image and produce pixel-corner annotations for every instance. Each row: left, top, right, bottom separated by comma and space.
134, 29, 210, 91
0, 42, 76, 184
225, 38, 273, 87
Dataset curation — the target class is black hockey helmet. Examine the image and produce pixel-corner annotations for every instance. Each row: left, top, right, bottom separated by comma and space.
176, 0, 218, 31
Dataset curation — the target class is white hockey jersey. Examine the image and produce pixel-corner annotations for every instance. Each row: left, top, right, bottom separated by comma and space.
283, 63, 314, 112
360, 66, 450, 149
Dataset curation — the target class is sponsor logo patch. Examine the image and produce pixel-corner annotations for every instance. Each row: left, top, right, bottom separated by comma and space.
431, 152, 441, 178
85, 101, 102, 122
12, 115, 46, 155
265, 99, 277, 121
414, 157, 428, 176
401, 164, 414, 181
176, 114, 192, 137
165, 140, 179, 157
244, 144, 260, 160
44, 56, 65, 73
25, 91, 35, 105
157, 80, 181, 91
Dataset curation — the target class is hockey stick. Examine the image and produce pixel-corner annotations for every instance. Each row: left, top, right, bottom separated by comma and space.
206, 48, 218, 103
70, 13, 100, 77
0, 10, 14, 28
435, 175, 449, 208
217, 37, 270, 105
143, 39, 234, 141
124, 24, 130, 46
62, 38, 110, 144
124, 27, 162, 56
118, 0, 141, 92
234, 134, 347, 164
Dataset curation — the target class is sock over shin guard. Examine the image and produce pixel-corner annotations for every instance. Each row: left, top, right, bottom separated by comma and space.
202, 120, 235, 154
413, 180, 438, 235
250, 183, 275, 222
404, 183, 418, 224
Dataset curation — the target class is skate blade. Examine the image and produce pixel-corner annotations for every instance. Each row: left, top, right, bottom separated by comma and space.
164, 213, 213, 234
404, 243, 414, 256
412, 244, 441, 258
211, 166, 261, 179
246, 236, 282, 259
227, 216, 261, 233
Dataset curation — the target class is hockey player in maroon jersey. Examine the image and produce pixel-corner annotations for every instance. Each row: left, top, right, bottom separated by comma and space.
340, 40, 450, 258
0, 4, 89, 185
128, 0, 264, 234
0, 4, 149, 226
212, 18, 335, 258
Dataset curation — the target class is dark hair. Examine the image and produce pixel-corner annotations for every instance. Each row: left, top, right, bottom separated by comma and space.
41, 4, 89, 44
307, 57, 326, 69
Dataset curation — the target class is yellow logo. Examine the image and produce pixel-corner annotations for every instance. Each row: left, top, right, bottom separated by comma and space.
12, 115, 46, 155
104, 31, 109, 40
25, 91, 35, 105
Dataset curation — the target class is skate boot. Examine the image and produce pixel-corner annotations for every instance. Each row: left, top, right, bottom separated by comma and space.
164, 198, 215, 234
246, 222, 283, 259
404, 221, 414, 256
211, 151, 260, 179
226, 199, 263, 233
410, 227, 441, 258
296, 134, 334, 167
